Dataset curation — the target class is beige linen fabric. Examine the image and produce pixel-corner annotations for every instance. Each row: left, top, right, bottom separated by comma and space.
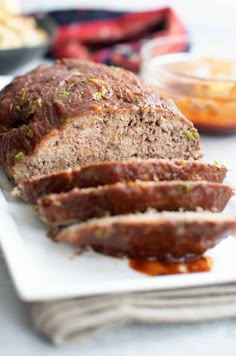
31, 284, 236, 345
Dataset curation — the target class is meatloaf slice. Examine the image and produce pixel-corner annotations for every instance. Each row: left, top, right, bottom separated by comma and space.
51, 211, 236, 261
0, 59, 202, 183
14, 159, 227, 204
37, 181, 233, 226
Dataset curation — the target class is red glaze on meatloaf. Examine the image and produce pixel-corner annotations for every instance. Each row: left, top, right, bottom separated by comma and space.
37, 180, 233, 226
51, 211, 236, 261
13, 159, 227, 204
0, 59, 202, 183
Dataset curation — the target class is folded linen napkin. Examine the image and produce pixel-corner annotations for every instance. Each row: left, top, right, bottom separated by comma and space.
47, 7, 188, 72
31, 283, 236, 345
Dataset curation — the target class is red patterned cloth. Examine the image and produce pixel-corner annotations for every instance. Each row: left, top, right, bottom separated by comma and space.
50, 7, 188, 72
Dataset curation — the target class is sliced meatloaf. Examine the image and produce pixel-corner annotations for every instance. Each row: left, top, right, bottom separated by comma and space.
14, 159, 227, 204
37, 181, 233, 226
50, 211, 236, 261
0, 59, 202, 183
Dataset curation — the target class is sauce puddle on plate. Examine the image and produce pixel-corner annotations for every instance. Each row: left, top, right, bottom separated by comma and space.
129, 256, 213, 276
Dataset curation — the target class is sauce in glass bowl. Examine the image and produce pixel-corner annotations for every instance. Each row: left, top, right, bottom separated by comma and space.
141, 38, 236, 135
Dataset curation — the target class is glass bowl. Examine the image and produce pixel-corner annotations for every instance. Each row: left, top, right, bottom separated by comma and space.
141, 36, 236, 135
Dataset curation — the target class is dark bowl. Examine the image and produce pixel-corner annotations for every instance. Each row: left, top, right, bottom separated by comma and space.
0, 14, 57, 74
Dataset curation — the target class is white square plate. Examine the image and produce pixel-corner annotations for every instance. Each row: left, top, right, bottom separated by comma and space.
1, 168, 236, 301
0, 76, 236, 302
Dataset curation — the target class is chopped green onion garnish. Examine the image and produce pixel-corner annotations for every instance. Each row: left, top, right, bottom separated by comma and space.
92, 87, 108, 100
15, 151, 24, 161
213, 160, 223, 168
58, 90, 70, 98
110, 65, 120, 71
184, 130, 197, 141
26, 129, 33, 138
94, 228, 107, 238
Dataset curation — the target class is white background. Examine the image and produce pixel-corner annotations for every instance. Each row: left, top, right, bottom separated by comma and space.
19, 0, 236, 30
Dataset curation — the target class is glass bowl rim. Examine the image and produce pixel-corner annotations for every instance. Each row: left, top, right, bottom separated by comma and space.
141, 36, 236, 85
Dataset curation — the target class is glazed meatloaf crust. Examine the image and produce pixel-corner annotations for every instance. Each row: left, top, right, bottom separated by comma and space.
37, 181, 233, 226
0, 59, 202, 183
14, 159, 227, 204
51, 211, 236, 261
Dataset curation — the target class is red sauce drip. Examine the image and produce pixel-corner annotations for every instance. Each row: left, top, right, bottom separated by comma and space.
129, 256, 213, 276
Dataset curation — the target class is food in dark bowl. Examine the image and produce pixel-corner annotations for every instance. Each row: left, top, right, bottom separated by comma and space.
0, 14, 56, 74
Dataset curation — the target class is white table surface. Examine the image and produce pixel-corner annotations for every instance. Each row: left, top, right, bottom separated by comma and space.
2, 0, 236, 354
2, 251, 236, 356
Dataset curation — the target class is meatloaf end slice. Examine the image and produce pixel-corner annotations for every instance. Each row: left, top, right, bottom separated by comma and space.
37, 181, 234, 226
14, 159, 227, 204
50, 211, 236, 261
0, 59, 202, 183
